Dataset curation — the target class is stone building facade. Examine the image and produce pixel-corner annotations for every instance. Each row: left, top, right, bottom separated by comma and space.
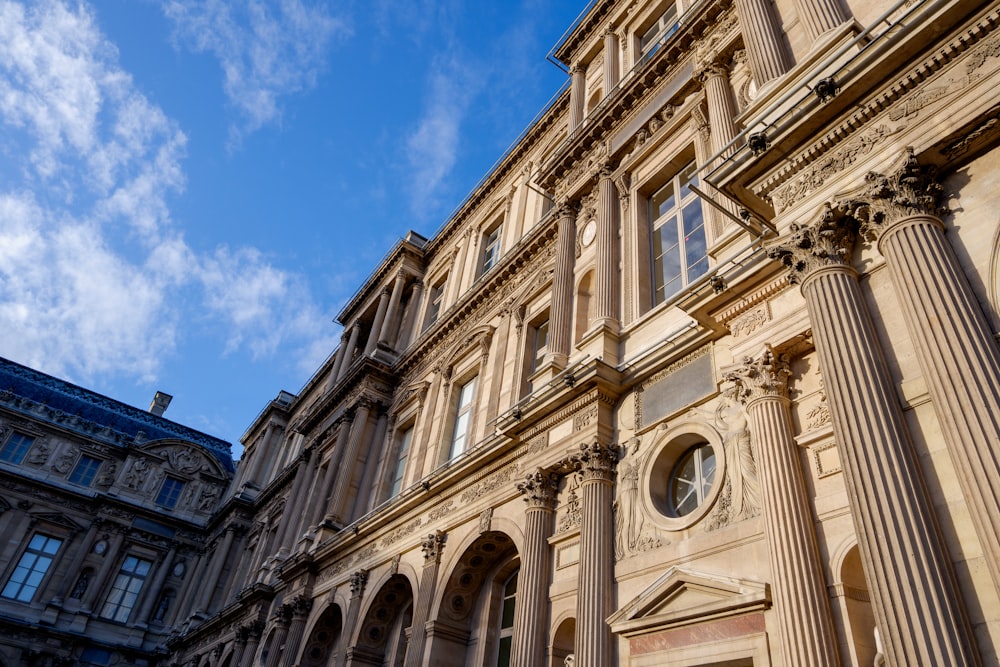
9, 0, 1000, 664
0, 356, 236, 666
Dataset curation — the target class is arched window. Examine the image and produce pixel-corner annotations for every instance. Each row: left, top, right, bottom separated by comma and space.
496, 569, 518, 667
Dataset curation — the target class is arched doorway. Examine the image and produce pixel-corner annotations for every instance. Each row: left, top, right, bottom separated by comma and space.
550, 617, 575, 667
352, 574, 413, 666
427, 531, 519, 667
301, 603, 343, 667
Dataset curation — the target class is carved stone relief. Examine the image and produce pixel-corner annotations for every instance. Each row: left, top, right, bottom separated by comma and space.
613, 437, 664, 557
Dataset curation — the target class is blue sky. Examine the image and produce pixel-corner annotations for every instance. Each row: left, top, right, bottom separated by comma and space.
0, 0, 582, 455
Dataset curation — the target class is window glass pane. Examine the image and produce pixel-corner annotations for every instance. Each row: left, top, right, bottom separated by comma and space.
389, 427, 413, 497
69, 455, 102, 486
156, 477, 185, 509
668, 444, 715, 517
0, 433, 35, 464
100, 556, 151, 623
679, 161, 699, 197
652, 183, 675, 219
1, 534, 62, 602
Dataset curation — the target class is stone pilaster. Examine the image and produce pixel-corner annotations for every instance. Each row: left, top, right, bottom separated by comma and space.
264, 605, 293, 667
240, 621, 265, 667
847, 151, 1000, 594
231, 625, 250, 667
379, 271, 407, 349
327, 400, 373, 525
136, 545, 177, 625
365, 287, 392, 355
81, 528, 125, 613
281, 595, 314, 667
336, 570, 369, 667
328, 331, 350, 391
792, 0, 849, 45
197, 527, 236, 614
595, 164, 620, 331
571, 442, 617, 667
603, 28, 619, 94
275, 449, 312, 555
768, 212, 981, 666
549, 203, 577, 368
404, 532, 446, 667
398, 280, 423, 350
726, 349, 840, 667
570, 65, 586, 130
50, 521, 99, 605
732, 0, 791, 89
338, 323, 362, 381
512, 470, 559, 667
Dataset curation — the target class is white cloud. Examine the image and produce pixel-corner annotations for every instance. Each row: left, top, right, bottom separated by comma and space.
405, 53, 482, 219
0, 0, 338, 385
161, 0, 349, 142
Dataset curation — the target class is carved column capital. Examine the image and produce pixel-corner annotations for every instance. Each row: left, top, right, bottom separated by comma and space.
290, 594, 313, 617
844, 149, 946, 239
767, 206, 858, 284
349, 569, 369, 597
421, 530, 447, 563
725, 347, 791, 403
516, 469, 560, 510
557, 201, 577, 220
570, 441, 618, 482
695, 58, 729, 83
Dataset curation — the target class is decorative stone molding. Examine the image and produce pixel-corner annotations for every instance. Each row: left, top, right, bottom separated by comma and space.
421, 531, 446, 562
569, 441, 618, 482
516, 469, 560, 509
478, 507, 493, 533
349, 569, 369, 597
767, 207, 858, 284
725, 347, 792, 403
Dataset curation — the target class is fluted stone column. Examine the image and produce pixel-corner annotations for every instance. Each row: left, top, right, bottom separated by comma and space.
698, 59, 740, 161
595, 165, 620, 331
570, 65, 586, 130
768, 213, 981, 666
603, 29, 619, 94
276, 449, 313, 555
378, 271, 407, 349
404, 532, 446, 667
307, 420, 352, 529
848, 152, 1000, 593
733, 0, 791, 89
512, 470, 559, 667
264, 605, 293, 667
197, 527, 236, 613
793, 0, 848, 45
136, 545, 177, 625
571, 442, 617, 667
549, 203, 577, 368
241, 621, 265, 667
231, 626, 250, 667
82, 528, 126, 613
281, 596, 314, 667
336, 570, 369, 667
398, 280, 423, 350
726, 349, 840, 667
365, 287, 392, 355
328, 400, 373, 525
338, 323, 362, 381
329, 331, 351, 389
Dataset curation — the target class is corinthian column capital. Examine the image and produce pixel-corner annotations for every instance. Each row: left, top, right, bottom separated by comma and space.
767, 206, 858, 284
349, 568, 369, 597
844, 149, 946, 239
421, 530, 447, 563
516, 469, 560, 510
570, 441, 618, 482
725, 347, 791, 403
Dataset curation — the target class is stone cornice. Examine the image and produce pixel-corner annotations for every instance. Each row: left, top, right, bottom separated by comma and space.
552, 0, 617, 66
336, 236, 427, 325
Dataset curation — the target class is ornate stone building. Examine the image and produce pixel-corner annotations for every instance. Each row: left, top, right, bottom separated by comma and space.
0, 356, 236, 666
9, 0, 1000, 664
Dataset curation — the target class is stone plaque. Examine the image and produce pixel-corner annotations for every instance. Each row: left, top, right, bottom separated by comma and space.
640, 352, 714, 427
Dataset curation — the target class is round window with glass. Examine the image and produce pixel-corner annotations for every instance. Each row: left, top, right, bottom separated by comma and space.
667, 443, 716, 517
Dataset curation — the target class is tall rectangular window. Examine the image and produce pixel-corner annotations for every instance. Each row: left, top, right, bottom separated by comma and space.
389, 427, 414, 498
155, 477, 185, 509
69, 455, 103, 487
449, 377, 478, 459
99, 556, 151, 623
650, 161, 707, 306
639, 3, 680, 62
531, 320, 549, 374
0, 433, 35, 464
480, 226, 502, 276
424, 279, 446, 330
1, 534, 62, 602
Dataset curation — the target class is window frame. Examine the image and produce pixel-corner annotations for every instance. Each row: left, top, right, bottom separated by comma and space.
667, 443, 717, 517
388, 425, 414, 498
648, 159, 708, 308
494, 569, 518, 667
99, 554, 153, 624
1, 533, 63, 603
0, 432, 36, 465
479, 223, 503, 277
69, 454, 104, 487
638, 1, 683, 64
155, 476, 186, 509
423, 276, 447, 331
643, 422, 725, 532
447, 375, 479, 460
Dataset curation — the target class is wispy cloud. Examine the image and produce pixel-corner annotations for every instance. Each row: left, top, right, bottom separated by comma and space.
0, 0, 336, 384
161, 0, 349, 143
405, 53, 482, 220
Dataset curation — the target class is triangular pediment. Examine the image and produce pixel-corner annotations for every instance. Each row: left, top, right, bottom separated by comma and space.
608, 567, 770, 637
31, 512, 84, 532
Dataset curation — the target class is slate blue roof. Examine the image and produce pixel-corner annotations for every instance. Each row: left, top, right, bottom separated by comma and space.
0, 356, 235, 473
